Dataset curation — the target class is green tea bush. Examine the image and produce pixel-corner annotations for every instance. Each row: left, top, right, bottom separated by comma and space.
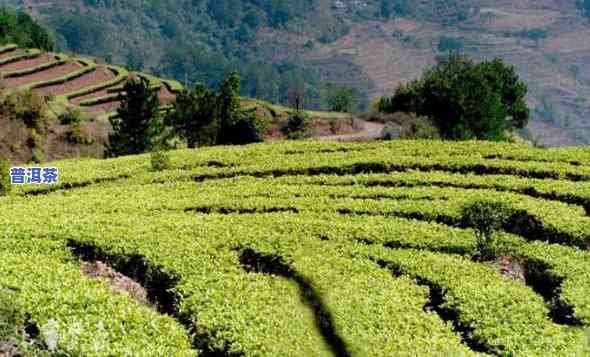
461, 201, 512, 261
282, 111, 312, 140
150, 150, 171, 171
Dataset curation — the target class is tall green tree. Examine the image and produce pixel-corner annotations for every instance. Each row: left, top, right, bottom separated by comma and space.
322, 84, 358, 113
216, 71, 243, 145
164, 83, 218, 148
108, 78, 162, 156
380, 53, 530, 141
166, 71, 267, 147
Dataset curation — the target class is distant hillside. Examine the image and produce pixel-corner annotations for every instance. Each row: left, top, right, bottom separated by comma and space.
3, 0, 590, 145
0, 44, 365, 163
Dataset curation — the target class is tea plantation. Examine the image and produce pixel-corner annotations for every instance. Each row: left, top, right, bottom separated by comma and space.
1, 140, 590, 356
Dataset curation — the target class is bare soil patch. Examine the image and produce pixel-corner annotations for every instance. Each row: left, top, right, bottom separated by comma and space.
5, 61, 82, 87
498, 255, 526, 283
84, 101, 121, 114
35, 65, 115, 97
81, 261, 149, 305
70, 88, 113, 106
0, 53, 53, 72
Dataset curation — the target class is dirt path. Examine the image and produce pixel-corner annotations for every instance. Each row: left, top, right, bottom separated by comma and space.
318, 119, 384, 141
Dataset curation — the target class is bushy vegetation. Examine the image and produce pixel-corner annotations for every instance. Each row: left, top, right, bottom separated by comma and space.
379, 53, 530, 141
41, 1, 328, 109
150, 150, 171, 171
461, 201, 511, 261
108, 78, 163, 157
378, 112, 441, 140
281, 110, 312, 139
321, 84, 358, 113
0, 90, 48, 129
2, 140, 590, 355
166, 71, 267, 148
0, 7, 53, 50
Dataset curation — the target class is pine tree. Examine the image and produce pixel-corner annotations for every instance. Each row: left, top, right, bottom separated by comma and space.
108, 78, 162, 156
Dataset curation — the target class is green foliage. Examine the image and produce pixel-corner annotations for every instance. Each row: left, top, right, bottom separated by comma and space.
2, 141, 590, 355
0, 156, 10, 196
165, 84, 218, 148
58, 106, 84, 125
108, 78, 163, 157
167, 71, 267, 147
282, 110, 312, 139
216, 72, 267, 145
0, 90, 48, 129
150, 150, 172, 171
380, 53, 530, 141
0, 7, 53, 50
43, 1, 328, 109
29, 148, 45, 164
322, 84, 358, 113
461, 201, 512, 260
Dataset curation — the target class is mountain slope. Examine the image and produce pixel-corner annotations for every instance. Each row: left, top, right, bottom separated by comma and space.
5, 0, 590, 145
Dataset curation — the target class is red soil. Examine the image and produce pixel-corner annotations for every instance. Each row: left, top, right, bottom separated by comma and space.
70, 88, 113, 106
85, 101, 121, 114
0, 53, 54, 71
5, 61, 82, 87
35, 65, 116, 97
81, 86, 176, 115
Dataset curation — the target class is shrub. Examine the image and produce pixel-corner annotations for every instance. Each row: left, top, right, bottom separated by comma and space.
58, 106, 84, 125
282, 111, 312, 140
222, 109, 268, 145
381, 122, 402, 140
0, 156, 10, 196
399, 114, 441, 139
65, 124, 94, 145
1, 90, 48, 129
461, 201, 512, 261
378, 112, 441, 140
150, 150, 171, 171
30, 149, 45, 164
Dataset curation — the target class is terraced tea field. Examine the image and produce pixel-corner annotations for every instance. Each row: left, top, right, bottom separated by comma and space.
1, 140, 590, 356
0, 44, 182, 120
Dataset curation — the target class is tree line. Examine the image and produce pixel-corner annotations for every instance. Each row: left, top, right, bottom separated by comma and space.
108, 72, 267, 157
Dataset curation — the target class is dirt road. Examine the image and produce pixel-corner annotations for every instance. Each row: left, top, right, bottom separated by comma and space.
318, 119, 384, 141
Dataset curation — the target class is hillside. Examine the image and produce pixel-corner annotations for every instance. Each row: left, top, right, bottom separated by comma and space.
1, 140, 590, 355
0, 44, 369, 163
4, 0, 590, 146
